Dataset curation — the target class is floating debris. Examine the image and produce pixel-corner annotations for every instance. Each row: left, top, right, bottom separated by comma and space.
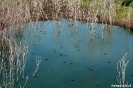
65, 55, 67, 56
88, 69, 93, 71
77, 49, 80, 51
104, 53, 106, 55
59, 54, 63, 56
75, 46, 78, 48
131, 75, 133, 76
63, 61, 66, 63
79, 41, 83, 42
39, 38, 41, 39
54, 49, 56, 53
51, 70, 53, 71
33, 53, 34, 54
90, 69, 93, 71
108, 62, 111, 63
40, 31, 42, 32
45, 59, 48, 61
23, 86, 27, 88
71, 63, 73, 64
71, 79, 74, 82
96, 84, 100, 87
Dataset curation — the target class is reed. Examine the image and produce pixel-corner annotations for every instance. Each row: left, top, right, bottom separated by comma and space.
116, 53, 131, 87
0, 26, 30, 87
0, 0, 132, 31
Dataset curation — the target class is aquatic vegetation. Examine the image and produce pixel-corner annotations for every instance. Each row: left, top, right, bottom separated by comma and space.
0, 0, 132, 30
0, 27, 42, 87
0, 32, 29, 87
116, 53, 132, 87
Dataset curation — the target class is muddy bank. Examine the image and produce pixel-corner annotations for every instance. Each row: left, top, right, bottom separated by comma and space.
0, 1, 133, 30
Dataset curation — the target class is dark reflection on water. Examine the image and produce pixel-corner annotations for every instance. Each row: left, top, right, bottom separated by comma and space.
1, 19, 133, 88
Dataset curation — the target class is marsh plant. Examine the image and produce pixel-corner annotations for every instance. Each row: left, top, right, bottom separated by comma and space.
0, 26, 42, 88
1, 0, 133, 40
116, 53, 132, 88
0, 29, 29, 88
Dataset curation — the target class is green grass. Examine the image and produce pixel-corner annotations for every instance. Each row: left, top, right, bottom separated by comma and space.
80, 0, 92, 7
114, 4, 133, 19
81, 0, 133, 20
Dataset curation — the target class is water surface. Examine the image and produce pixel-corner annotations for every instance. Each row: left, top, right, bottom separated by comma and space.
10, 19, 133, 88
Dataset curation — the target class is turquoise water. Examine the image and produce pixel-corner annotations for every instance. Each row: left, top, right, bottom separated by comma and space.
2, 19, 133, 88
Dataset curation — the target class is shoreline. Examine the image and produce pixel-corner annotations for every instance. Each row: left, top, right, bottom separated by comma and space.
0, 1, 133, 30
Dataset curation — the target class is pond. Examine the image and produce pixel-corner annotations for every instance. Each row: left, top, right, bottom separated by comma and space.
0, 19, 133, 88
